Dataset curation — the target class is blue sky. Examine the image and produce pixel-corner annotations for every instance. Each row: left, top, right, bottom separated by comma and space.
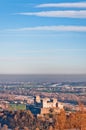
0, 0, 86, 74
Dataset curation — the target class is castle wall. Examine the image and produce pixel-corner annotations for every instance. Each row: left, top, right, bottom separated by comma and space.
40, 108, 50, 115
58, 102, 63, 109
41, 98, 58, 108
30, 96, 64, 116
40, 107, 61, 115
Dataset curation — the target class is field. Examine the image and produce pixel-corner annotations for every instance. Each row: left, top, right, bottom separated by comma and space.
9, 103, 26, 110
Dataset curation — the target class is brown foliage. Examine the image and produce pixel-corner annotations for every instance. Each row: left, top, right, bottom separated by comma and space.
54, 110, 66, 130
0, 106, 86, 130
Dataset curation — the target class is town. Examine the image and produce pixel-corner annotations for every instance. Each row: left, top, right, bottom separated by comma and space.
0, 80, 86, 129
0, 81, 86, 111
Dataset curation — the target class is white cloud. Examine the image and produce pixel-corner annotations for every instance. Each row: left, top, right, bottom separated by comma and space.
36, 2, 86, 8
18, 49, 86, 55
18, 10, 86, 18
8, 26, 86, 32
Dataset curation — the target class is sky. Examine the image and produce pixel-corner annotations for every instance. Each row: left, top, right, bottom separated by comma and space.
0, 0, 86, 74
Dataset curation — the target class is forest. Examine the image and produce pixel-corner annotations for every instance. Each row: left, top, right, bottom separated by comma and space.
0, 104, 86, 130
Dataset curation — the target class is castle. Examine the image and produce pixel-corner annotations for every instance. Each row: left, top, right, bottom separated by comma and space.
26, 96, 63, 116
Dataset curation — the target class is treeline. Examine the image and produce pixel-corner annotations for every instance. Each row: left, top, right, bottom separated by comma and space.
0, 107, 86, 130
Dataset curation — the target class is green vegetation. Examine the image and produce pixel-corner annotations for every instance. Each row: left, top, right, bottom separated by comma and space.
9, 103, 26, 110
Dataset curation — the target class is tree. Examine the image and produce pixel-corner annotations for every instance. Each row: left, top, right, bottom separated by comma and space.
48, 125, 53, 130
1, 124, 8, 130
14, 127, 19, 130
55, 110, 66, 130
75, 111, 86, 130
24, 127, 29, 130
35, 128, 40, 130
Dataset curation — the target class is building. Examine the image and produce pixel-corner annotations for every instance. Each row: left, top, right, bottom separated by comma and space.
0, 101, 9, 110
26, 96, 63, 116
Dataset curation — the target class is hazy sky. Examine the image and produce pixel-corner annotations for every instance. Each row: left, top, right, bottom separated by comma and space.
0, 0, 86, 74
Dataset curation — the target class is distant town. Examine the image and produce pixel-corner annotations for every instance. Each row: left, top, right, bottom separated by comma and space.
0, 80, 86, 112
0, 79, 86, 129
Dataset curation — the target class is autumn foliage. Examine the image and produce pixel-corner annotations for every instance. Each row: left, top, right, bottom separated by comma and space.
0, 106, 86, 130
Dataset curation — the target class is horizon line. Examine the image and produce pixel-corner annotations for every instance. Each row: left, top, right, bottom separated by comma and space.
0, 74, 86, 75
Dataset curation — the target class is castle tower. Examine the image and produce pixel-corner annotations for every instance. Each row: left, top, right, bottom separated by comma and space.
52, 98, 58, 107
34, 95, 41, 104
